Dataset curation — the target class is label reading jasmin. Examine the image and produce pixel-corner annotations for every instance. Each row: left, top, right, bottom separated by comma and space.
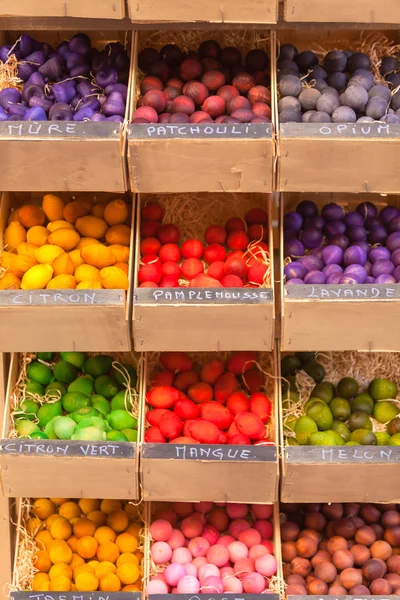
135, 287, 273, 304
130, 122, 272, 139
0, 439, 134, 458
285, 284, 400, 300
150, 594, 280, 600
281, 122, 400, 138
11, 593, 141, 600
1, 121, 121, 138
0, 289, 124, 306
144, 443, 276, 462
286, 446, 400, 463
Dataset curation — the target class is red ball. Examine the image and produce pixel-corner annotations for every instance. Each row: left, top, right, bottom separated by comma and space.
247, 85, 271, 105
138, 262, 163, 284
201, 57, 221, 72
232, 72, 256, 94
158, 224, 180, 244
227, 230, 250, 251
141, 220, 161, 238
141, 237, 161, 255
171, 95, 195, 115
143, 89, 167, 114
180, 58, 203, 81
182, 258, 204, 279
205, 224, 227, 245
227, 391, 250, 415
133, 106, 158, 123
248, 262, 267, 284
182, 239, 204, 259
245, 207, 268, 225
167, 77, 184, 90
162, 261, 181, 279
159, 243, 181, 263
250, 392, 272, 423
222, 274, 244, 287
201, 70, 225, 92
139, 281, 158, 287
217, 85, 240, 104
204, 244, 227, 264
183, 81, 209, 105
170, 112, 190, 123
159, 276, 179, 287
142, 254, 161, 265
140, 76, 163, 95
142, 202, 163, 221
159, 113, 171, 123
224, 256, 248, 278
251, 116, 270, 123
225, 217, 245, 232
229, 433, 251, 445
190, 274, 222, 288
248, 224, 267, 241
207, 261, 225, 281
252, 103, 271, 119
163, 86, 181, 101
145, 427, 166, 443
202, 95, 226, 118
231, 108, 254, 123
227, 96, 250, 115
190, 110, 213, 123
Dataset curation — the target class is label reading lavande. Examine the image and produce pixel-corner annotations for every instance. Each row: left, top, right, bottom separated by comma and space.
285, 284, 400, 300
0, 439, 134, 458
143, 443, 276, 462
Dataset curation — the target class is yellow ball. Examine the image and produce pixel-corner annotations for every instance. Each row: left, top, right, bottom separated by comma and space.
50, 517, 72, 540
116, 561, 140, 585
4, 221, 26, 250
21, 264, 53, 290
74, 264, 100, 283
27, 225, 49, 247
99, 572, 121, 592
48, 228, 80, 251
11, 254, 37, 278
63, 200, 90, 224
47, 220, 75, 233
74, 572, 99, 592
58, 501, 81, 520
100, 500, 122, 515
46, 275, 76, 290
35, 530, 54, 551
107, 510, 129, 533
19, 204, 45, 228
94, 561, 116, 578
32, 573, 50, 591
76, 237, 101, 249
52, 253, 75, 276
17, 242, 38, 258
105, 224, 131, 246
0, 273, 20, 289
32, 498, 55, 520
49, 540, 72, 565
42, 194, 65, 222
104, 199, 129, 226
49, 575, 71, 591
115, 532, 138, 553
81, 244, 115, 269
75, 216, 108, 239
109, 244, 130, 263
100, 266, 129, 290
26, 516, 43, 535
34, 245, 65, 264
76, 280, 103, 290
78, 499, 100, 515
49, 563, 73, 580
117, 553, 139, 567
68, 249, 84, 269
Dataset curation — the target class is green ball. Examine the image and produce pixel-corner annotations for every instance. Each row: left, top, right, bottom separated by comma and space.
84, 355, 113, 377
107, 431, 128, 442
111, 390, 133, 412
45, 381, 67, 399
294, 416, 318, 445
348, 411, 373, 432
121, 428, 138, 442
306, 402, 333, 431
53, 360, 78, 384
373, 401, 399, 424
375, 432, 391, 446
332, 420, 351, 442
60, 352, 87, 369
329, 397, 351, 422
25, 381, 44, 397
27, 361, 54, 385
62, 392, 90, 414
389, 433, 400, 446
37, 401, 62, 428
303, 360, 325, 383
37, 352, 54, 362
91, 395, 110, 416
369, 378, 398, 401
106, 410, 138, 431
337, 377, 359, 399
68, 375, 94, 396
311, 382, 335, 404
351, 393, 374, 415
95, 375, 119, 399
350, 429, 377, 445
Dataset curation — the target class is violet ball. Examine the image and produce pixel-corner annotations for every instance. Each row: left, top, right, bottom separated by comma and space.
369, 246, 391, 263
300, 228, 323, 249
372, 259, 395, 277
327, 273, 343, 284
344, 211, 364, 228
297, 200, 318, 218
344, 264, 368, 283
344, 246, 367, 266
368, 225, 388, 245
327, 234, 350, 250
322, 245, 344, 265
285, 239, 305, 259
284, 211, 303, 231
285, 262, 307, 280
376, 274, 396, 284
300, 254, 324, 272
387, 232, 400, 253
304, 270, 326, 284
322, 202, 345, 221
357, 201, 378, 219
323, 264, 343, 277
325, 220, 346, 237
286, 278, 304, 285
380, 206, 399, 224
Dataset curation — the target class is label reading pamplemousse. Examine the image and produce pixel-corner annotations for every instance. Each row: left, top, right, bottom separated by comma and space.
135, 287, 273, 304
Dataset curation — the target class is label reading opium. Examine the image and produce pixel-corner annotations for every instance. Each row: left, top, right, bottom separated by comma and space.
281, 122, 400, 138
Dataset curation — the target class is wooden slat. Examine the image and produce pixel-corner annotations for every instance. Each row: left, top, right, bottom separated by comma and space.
284, 0, 400, 23
0, 0, 124, 18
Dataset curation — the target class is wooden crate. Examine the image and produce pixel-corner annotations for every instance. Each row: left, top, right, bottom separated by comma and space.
277, 29, 400, 194
140, 350, 279, 503
128, 32, 276, 194
284, 0, 400, 23
279, 349, 400, 504
0, 192, 134, 352
280, 192, 400, 352
128, 0, 278, 24
133, 193, 275, 352
0, 353, 141, 499
0, 0, 124, 18
0, 31, 131, 193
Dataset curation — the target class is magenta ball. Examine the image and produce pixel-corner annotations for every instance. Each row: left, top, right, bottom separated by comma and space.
252, 505, 273, 520
146, 579, 169, 594
193, 502, 214, 513
183, 563, 198, 577
202, 525, 219, 546
255, 553, 277, 576
188, 537, 210, 557
249, 544, 269, 560
254, 520, 273, 539
177, 575, 200, 594
198, 564, 220, 581
219, 535, 235, 548
164, 563, 187, 586
200, 576, 224, 593
151, 541, 172, 564
181, 514, 204, 538
224, 576, 244, 593
167, 528, 185, 549
172, 547, 192, 564
243, 572, 266, 593
239, 528, 262, 548
207, 544, 230, 567
228, 541, 249, 562
229, 519, 250, 539
226, 504, 248, 519
193, 557, 207, 569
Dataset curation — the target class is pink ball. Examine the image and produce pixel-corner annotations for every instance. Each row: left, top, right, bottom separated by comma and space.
151, 541, 172, 564
177, 575, 200, 594
152, 574, 168, 585
255, 553, 277, 577
206, 544, 230, 567
202, 525, 219, 546
243, 572, 266, 593
157, 510, 178, 526
167, 528, 185, 549
173, 502, 193, 518
200, 576, 224, 593
183, 563, 198, 577
181, 514, 204, 538
249, 544, 269, 560
193, 557, 207, 569
254, 519, 273, 539
146, 579, 168, 595
188, 536, 210, 557
198, 564, 220, 581
239, 528, 262, 548
219, 535, 235, 548
133, 106, 158, 123
252, 504, 273, 520
261, 539, 274, 553
229, 519, 250, 539
234, 558, 255, 580
150, 519, 173, 542
226, 504, 248, 519
164, 564, 187, 586
224, 576, 243, 593
221, 566, 235, 579
228, 541, 249, 562
172, 547, 192, 564
193, 502, 214, 513
171, 587, 178, 593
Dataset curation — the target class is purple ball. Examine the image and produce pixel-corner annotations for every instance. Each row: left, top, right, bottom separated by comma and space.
344, 211, 364, 227
327, 234, 349, 251
340, 275, 358, 284
304, 270, 326, 284
304, 215, 325, 230
284, 262, 307, 280
365, 216, 382, 229
299, 255, 324, 272
393, 266, 400, 281
286, 278, 304, 285
387, 232, 400, 253
347, 226, 367, 242
297, 200, 317, 218
321, 244, 343, 265
357, 201, 378, 219
344, 246, 367, 266
376, 274, 396, 284
344, 264, 367, 283
321, 202, 345, 221
353, 241, 370, 254
284, 211, 303, 231
323, 264, 343, 277
284, 228, 298, 241
369, 246, 391, 263
327, 273, 343, 284
368, 225, 388, 245
312, 247, 324, 259
285, 239, 305, 258
300, 228, 323, 249
392, 248, 400, 267
364, 261, 372, 275
388, 216, 400, 233
366, 276, 375, 283
371, 259, 395, 278
325, 220, 346, 237
380, 206, 399, 224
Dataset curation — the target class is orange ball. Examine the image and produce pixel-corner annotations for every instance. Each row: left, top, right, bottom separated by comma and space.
76, 536, 99, 559
97, 542, 120, 563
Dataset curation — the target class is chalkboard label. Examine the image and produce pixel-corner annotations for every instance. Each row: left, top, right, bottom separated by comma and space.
150, 594, 280, 600
130, 122, 272, 139
134, 287, 273, 304
288, 596, 400, 600
0, 121, 121, 139
281, 122, 400, 138
285, 283, 400, 300
286, 445, 400, 463
0, 439, 135, 458
0, 289, 124, 306
11, 592, 141, 600
143, 443, 276, 462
